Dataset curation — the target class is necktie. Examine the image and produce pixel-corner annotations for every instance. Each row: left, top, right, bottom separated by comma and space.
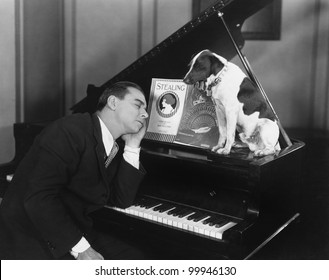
105, 142, 119, 168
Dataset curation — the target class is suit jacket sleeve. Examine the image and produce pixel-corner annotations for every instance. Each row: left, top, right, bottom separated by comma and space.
108, 158, 146, 208
23, 121, 87, 258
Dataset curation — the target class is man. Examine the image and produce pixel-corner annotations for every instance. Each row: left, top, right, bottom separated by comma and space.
0, 81, 148, 260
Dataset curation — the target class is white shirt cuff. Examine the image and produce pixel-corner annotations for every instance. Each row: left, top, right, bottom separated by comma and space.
123, 145, 140, 169
70, 237, 90, 258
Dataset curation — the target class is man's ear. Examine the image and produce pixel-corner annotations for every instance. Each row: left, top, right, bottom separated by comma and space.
106, 95, 117, 110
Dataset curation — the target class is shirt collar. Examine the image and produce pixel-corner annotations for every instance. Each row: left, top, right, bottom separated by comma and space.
97, 116, 114, 156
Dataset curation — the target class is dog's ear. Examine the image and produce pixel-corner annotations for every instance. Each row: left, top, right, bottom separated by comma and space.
187, 52, 198, 67
190, 49, 209, 61
209, 55, 224, 75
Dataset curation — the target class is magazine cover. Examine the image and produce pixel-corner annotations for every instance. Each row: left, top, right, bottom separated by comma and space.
145, 78, 189, 143
174, 86, 219, 149
145, 78, 219, 150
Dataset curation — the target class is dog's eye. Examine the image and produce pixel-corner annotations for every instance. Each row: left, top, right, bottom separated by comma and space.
193, 61, 204, 70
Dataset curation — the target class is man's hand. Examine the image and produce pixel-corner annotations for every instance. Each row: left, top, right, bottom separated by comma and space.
76, 247, 104, 260
121, 119, 147, 148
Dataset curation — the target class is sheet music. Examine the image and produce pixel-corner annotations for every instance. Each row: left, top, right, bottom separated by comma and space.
145, 78, 218, 149
145, 79, 189, 143
174, 87, 218, 149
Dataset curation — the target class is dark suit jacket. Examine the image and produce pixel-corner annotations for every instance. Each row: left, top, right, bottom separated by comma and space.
0, 113, 146, 259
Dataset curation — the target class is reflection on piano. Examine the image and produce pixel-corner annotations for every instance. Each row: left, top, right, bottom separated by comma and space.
0, 0, 305, 259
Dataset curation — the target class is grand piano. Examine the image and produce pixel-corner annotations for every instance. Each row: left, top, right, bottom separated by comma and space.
0, 0, 304, 259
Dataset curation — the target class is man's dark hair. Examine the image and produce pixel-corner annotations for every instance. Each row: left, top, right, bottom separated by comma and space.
97, 81, 145, 111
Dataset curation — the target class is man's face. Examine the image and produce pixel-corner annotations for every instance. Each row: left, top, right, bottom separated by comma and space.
115, 87, 148, 134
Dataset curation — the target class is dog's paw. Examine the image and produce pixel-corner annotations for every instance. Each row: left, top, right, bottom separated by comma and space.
215, 147, 231, 155
254, 147, 276, 157
212, 144, 224, 152
212, 140, 226, 151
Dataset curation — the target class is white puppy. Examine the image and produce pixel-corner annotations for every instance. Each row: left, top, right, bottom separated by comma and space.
183, 49, 280, 156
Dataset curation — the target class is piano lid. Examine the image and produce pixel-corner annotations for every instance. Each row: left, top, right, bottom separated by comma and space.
71, 0, 274, 114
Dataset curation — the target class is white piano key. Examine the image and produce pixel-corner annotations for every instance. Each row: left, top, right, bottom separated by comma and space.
163, 211, 185, 228
133, 204, 161, 220
159, 207, 176, 224
214, 222, 237, 239
198, 220, 224, 238
171, 215, 184, 228
108, 204, 236, 240
168, 212, 187, 228
192, 216, 212, 233
185, 216, 211, 233
182, 213, 196, 230
126, 205, 143, 216
143, 204, 162, 220
134, 203, 161, 219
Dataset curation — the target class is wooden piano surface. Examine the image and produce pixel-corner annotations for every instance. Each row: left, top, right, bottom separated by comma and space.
0, 0, 306, 259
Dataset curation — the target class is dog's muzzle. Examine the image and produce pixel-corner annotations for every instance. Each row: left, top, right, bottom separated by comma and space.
183, 77, 211, 96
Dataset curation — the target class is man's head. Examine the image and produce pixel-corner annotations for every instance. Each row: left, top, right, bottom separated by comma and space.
97, 81, 148, 139
97, 81, 145, 111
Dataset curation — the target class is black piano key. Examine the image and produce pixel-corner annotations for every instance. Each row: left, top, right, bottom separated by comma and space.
153, 204, 164, 212
206, 217, 227, 227
202, 216, 217, 225
167, 207, 182, 215
134, 197, 150, 207
187, 212, 209, 222
178, 209, 195, 218
187, 212, 202, 220
208, 219, 220, 226
160, 205, 176, 213
154, 203, 174, 213
146, 202, 162, 209
192, 213, 209, 222
171, 207, 188, 217
134, 201, 145, 207
214, 218, 229, 228
143, 200, 162, 209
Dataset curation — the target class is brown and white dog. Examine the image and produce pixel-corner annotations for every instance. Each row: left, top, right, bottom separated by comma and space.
183, 49, 280, 156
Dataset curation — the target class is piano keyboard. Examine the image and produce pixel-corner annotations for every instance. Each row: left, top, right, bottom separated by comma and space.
107, 197, 237, 240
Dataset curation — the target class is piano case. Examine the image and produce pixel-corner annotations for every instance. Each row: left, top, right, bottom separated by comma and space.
0, 0, 305, 259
